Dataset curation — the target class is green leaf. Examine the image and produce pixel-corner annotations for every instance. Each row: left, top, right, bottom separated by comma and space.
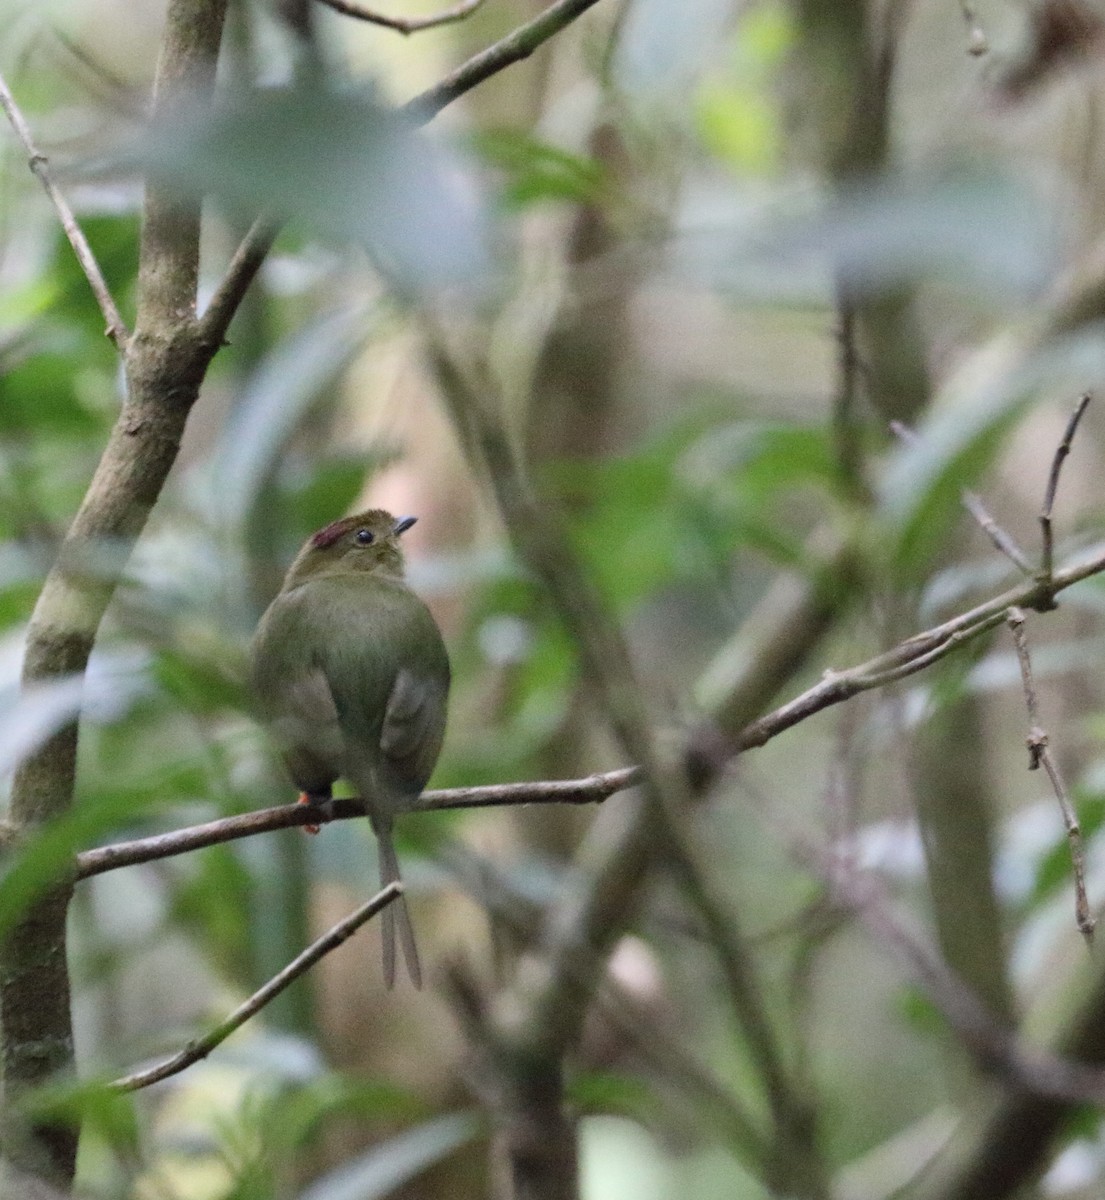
20, 1076, 140, 1157
680, 419, 838, 499
798, 169, 1057, 300
47, 214, 138, 340
0, 347, 109, 436
298, 1111, 481, 1200
280, 456, 392, 544
472, 130, 610, 209
568, 1071, 657, 1121
138, 85, 490, 289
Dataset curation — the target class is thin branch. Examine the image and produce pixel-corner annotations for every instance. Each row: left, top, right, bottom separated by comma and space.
1006, 607, 1094, 941
197, 216, 279, 349
403, 0, 605, 124
0, 69, 129, 348
316, 0, 487, 34
889, 420, 1032, 575
734, 539, 1105, 754
75, 768, 642, 880
111, 883, 401, 1092
1038, 392, 1091, 593
71, 539, 1105, 888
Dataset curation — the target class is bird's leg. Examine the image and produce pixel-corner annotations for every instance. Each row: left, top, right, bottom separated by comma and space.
296, 790, 328, 835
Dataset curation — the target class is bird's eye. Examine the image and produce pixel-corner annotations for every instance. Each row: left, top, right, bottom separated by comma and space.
354, 528, 375, 546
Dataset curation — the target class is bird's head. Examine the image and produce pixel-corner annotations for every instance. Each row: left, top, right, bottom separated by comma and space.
284, 509, 418, 587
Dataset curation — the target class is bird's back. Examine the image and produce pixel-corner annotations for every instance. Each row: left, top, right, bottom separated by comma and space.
251, 571, 450, 802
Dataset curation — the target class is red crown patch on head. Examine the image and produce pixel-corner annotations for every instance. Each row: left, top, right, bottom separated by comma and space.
311, 519, 350, 549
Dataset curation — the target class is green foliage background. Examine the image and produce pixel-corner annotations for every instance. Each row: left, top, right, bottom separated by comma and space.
4, 0, 1105, 1197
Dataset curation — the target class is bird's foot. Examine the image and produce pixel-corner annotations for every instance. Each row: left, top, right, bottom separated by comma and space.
297, 793, 322, 835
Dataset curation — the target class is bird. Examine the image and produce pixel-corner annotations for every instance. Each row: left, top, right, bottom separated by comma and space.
249, 508, 451, 987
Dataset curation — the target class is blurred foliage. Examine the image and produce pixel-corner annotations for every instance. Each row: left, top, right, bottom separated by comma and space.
3, 0, 1105, 1197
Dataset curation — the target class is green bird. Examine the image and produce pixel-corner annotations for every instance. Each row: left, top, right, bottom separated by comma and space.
250, 508, 451, 987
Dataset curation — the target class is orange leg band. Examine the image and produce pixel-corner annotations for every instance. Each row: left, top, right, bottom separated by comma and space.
297, 793, 321, 835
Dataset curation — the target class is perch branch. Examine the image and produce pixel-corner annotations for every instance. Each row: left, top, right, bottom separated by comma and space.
74, 768, 642, 880
111, 884, 401, 1091
1006, 608, 1093, 940
71, 538, 1105, 883
403, 0, 605, 123
0, 69, 129, 348
316, 0, 487, 33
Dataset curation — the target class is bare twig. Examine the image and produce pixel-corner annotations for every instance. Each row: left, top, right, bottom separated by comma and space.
1038, 392, 1091, 594
75, 768, 642, 880
0, 69, 129, 348
198, 216, 279, 349
316, 0, 487, 34
112, 883, 401, 1092
1006, 607, 1094, 941
403, 0, 605, 123
735, 540, 1105, 754
889, 421, 1032, 574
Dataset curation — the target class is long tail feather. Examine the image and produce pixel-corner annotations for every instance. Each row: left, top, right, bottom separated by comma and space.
375, 822, 422, 989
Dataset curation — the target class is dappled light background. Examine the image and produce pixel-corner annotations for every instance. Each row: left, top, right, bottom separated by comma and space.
5, 1, 1105, 1198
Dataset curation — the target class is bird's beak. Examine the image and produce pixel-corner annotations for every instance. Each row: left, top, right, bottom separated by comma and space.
393, 515, 418, 536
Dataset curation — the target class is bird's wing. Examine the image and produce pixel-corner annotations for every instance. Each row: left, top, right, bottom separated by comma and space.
378, 665, 450, 792
250, 592, 345, 794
